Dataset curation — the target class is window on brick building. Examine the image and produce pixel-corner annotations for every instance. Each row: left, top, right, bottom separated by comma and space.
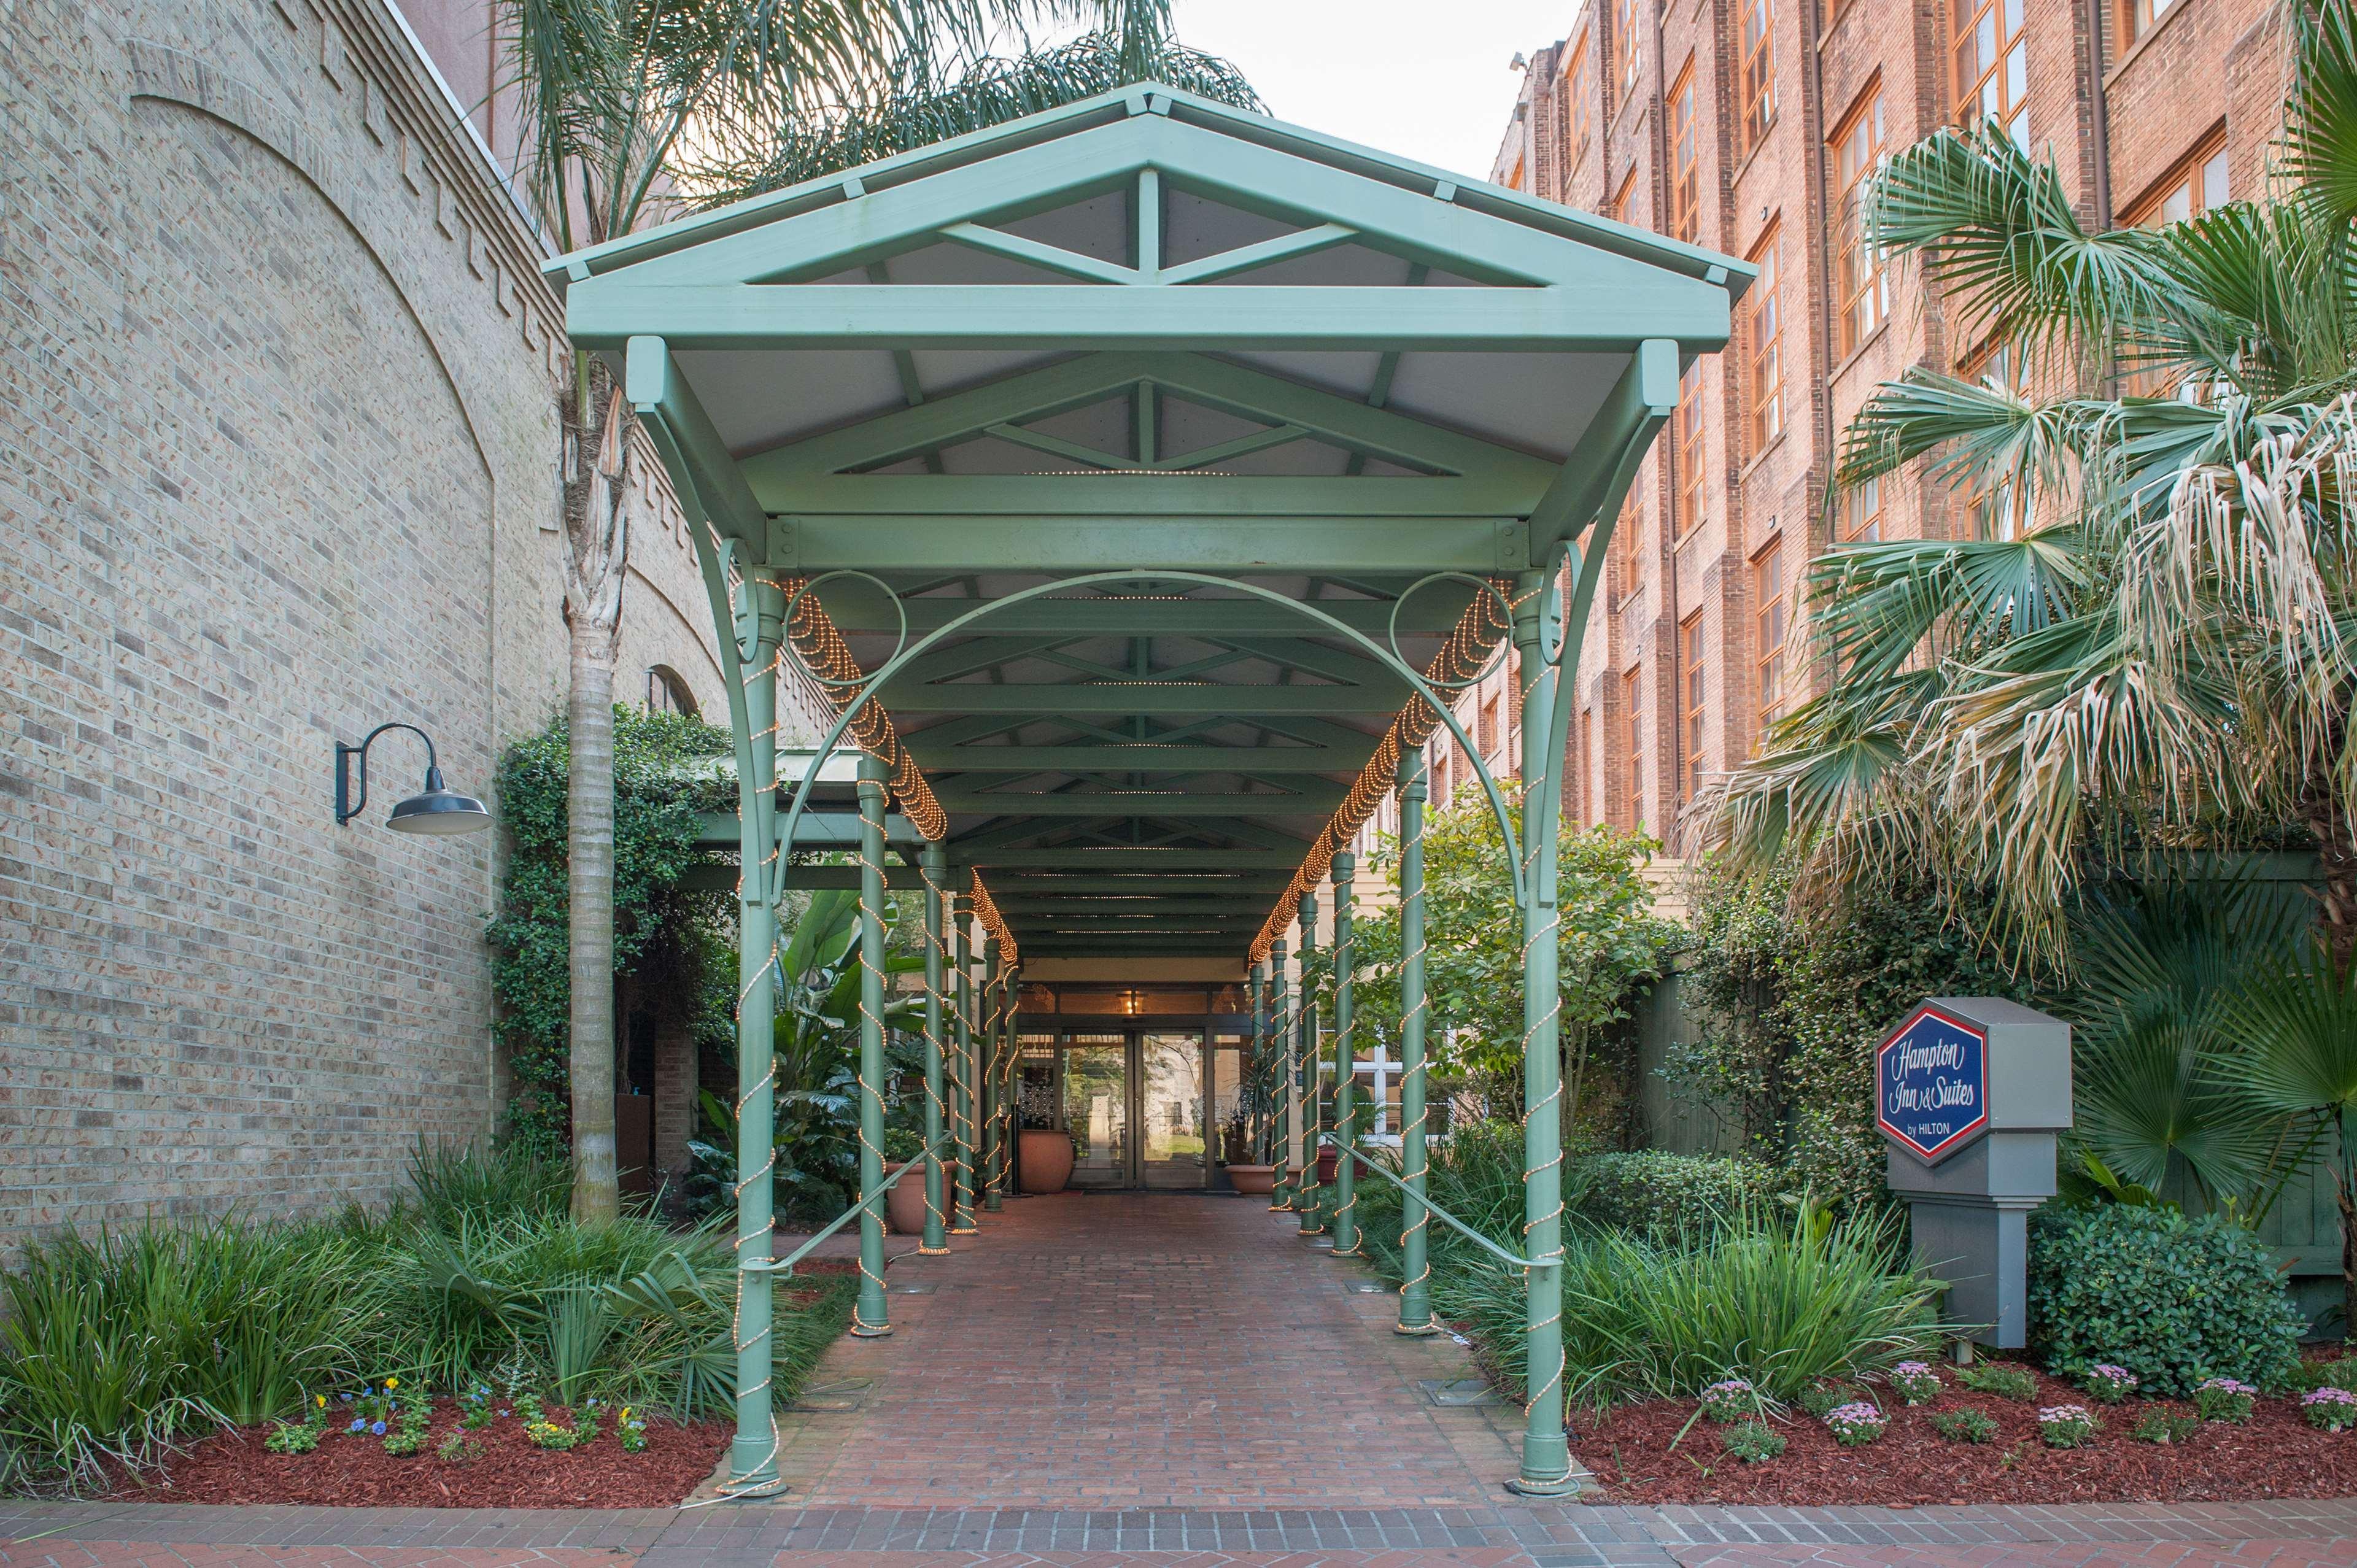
1960, 343, 2036, 538
1680, 612, 1708, 800
646, 665, 699, 717
1616, 490, 1643, 599
1754, 539, 1789, 727
1670, 61, 1700, 244
1567, 33, 1595, 170
1624, 664, 1645, 828
1954, 0, 2028, 148
2125, 131, 2229, 229
1478, 692, 1500, 759
1832, 86, 1887, 358
1613, 0, 1644, 111
2124, 0, 2175, 44
1738, 0, 1777, 156
1744, 226, 1783, 455
1674, 359, 1706, 538
1840, 473, 1883, 543
1609, 166, 1638, 226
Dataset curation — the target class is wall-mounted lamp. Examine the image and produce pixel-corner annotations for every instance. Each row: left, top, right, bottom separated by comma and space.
334, 723, 492, 835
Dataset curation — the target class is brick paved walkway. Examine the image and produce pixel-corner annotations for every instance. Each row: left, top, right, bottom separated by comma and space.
8, 1195, 2357, 1564
768, 1192, 1522, 1507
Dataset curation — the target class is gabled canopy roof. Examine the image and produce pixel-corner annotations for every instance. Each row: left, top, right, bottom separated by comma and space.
553, 82, 1748, 966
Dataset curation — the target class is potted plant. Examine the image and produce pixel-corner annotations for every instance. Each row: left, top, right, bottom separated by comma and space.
1221, 1110, 1250, 1166
880, 1126, 928, 1235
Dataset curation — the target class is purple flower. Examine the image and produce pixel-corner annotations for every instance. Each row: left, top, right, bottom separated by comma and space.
2304, 1388, 2357, 1406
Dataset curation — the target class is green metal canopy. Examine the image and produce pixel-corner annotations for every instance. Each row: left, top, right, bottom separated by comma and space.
551, 80, 1746, 1499
555, 82, 1744, 964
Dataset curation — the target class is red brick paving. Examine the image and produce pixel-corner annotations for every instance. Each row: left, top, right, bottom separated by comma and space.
1669, 1547, 2357, 1566
0, 1550, 623, 1567
768, 1192, 1521, 1508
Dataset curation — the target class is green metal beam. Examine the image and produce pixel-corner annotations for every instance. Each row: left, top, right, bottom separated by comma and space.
915, 742, 1372, 773
571, 282, 1728, 355
985, 875, 1293, 894
1527, 338, 1681, 554
938, 790, 1341, 816
964, 848, 1304, 867
881, 682, 1409, 715
778, 515, 1524, 573
813, 589, 1469, 636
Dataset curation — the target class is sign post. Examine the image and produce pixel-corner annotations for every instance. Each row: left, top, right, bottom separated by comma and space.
1876, 998, 2071, 1350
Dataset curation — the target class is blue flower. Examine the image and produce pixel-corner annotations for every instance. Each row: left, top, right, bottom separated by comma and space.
349, 1419, 365, 1432
341, 1393, 352, 1402
370, 1420, 387, 1435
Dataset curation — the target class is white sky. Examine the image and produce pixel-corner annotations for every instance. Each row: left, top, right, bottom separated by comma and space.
1169, 0, 1581, 180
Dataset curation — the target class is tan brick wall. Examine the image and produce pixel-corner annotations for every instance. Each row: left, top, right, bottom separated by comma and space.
0, 0, 746, 1254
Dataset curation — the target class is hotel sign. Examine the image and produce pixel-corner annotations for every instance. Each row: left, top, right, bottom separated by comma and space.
1876, 1003, 1989, 1164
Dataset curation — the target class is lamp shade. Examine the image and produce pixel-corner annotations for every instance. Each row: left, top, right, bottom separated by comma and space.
387, 765, 492, 835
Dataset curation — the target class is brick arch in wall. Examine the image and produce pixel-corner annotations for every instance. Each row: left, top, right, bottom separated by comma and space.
111, 53, 503, 1215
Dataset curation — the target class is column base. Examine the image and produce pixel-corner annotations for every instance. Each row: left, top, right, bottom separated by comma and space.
848, 1320, 895, 1338
917, 1245, 952, 1256
1393, 1320, 1440, 1337
949, 1225, 979, 1235
1504, 1472, 1583, 1498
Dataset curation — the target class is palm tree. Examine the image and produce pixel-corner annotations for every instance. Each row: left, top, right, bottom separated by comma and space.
496, 0, 1253, 1221
1707, 0, 2357, 967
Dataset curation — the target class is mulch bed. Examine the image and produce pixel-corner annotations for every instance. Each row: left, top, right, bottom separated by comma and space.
118, 1400, 727, 1509
1579, 1366, 2357, 1505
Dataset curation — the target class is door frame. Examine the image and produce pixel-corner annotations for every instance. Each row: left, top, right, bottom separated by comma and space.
1030, 1027, 1219, 1190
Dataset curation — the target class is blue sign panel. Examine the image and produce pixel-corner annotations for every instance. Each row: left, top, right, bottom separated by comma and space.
1876, 1004, 1989, 1164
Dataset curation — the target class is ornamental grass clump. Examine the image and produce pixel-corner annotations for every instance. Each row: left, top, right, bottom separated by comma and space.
2196, 1378, 2258, 1423
1957, 1363, 2036, 1401
2134, 1408, 2202, 1444
2038, 1404, 2099, 1448
1889, 1361, 1942, 1405
2303, 1387, 2357, 1431
1823, 1402, 1887, 1446
1445, 1200, 1944, 1410
2080, 1364, 2139, 1404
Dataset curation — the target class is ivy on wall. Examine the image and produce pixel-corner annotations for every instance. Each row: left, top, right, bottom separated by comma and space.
487, 707, 735, 1157
1672, 857, 2037, 1211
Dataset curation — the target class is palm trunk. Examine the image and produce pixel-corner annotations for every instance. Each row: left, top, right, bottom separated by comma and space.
2303, 781, 2357, 974
568, 622, 619, 1222
560, 351, 632, 1224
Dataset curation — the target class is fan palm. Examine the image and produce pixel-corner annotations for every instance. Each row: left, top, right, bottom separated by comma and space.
1707, 0, 2357, 967
2226, 948, 2357, 1334
496, 0, 1253, 1219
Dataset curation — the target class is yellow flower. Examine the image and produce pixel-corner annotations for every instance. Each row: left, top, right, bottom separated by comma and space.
315, 1394, 327, 1408
385, 1377, 398, 1389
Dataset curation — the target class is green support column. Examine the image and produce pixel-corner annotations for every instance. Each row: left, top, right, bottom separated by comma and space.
1395, 746, 1438, 1335
981, 939, 1004, 1213
728, 576, 783, 1489
950, 885, 978, 1234
1002, 962, 1023, 1193
919, 845, 950, 1256
1268, 941, 1295, 1210
1509, 568, 1571, 1493
1247, 960, 1267, 1167
850, 754, 892, 1338
1295, 886, 1323, 1238
1328, 850, 1359, 1256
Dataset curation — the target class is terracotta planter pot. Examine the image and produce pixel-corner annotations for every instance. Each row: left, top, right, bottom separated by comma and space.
1018, 1129, 1075, 1193
1315, 1146, 1339, 1184
1226, 1163, 1276, 1195
883, 1162, 929, 1236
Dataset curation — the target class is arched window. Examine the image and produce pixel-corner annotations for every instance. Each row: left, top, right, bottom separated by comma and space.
646, 665, 700, 717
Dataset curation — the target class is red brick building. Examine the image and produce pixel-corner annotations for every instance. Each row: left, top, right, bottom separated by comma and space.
1482, 0, 2289, 841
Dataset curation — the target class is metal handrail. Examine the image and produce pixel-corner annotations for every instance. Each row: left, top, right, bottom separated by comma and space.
1337, 1145, 1560, 1273
743, 1129, 958, 1275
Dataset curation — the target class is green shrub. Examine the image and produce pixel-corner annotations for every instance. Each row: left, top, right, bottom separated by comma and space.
2027, 1204, 2304, 1397
0, 1218, 360, 1491
1573, 1151, 1784, 1238
1956, 1364, 2035, 1401
1723, 1420, 1786, 1462
1355, 1118, 1539, 1281
2132, 1407, 2202, 1443
1931, 1408, 1997, 1443
1449, 1201, 1944, 1410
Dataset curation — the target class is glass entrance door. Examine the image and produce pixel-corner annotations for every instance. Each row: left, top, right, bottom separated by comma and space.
1062, 1034, 1128, 1189
1138, 1031, 1207, 1189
